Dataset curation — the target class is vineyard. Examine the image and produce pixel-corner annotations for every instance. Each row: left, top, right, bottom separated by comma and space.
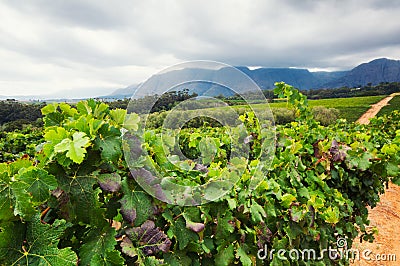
0, 82, 399, 265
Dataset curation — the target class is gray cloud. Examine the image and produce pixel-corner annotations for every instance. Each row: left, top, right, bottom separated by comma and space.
0, 0, 399, 97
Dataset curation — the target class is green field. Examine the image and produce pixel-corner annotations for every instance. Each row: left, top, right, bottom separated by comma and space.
377, 95, 400, 117
205, 95, 386, 123
253, 95, 386, 123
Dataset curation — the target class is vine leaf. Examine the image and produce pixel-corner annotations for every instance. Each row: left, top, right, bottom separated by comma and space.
124, 113, 140, 131
91, 250, 125, 266
236, 246, 252, 266
57, 175, 106, 227
109, 109, 126, 125
215, 211, 235, 240
125, 220, 172, 256
109, 109, 140, 130
120, 237, 138, 258
98, 173, 122, 192
54, 132, 91, 164
322, 206, 340, 224
79, 226, 123, 266
346, 150, 373, 171
94, 124, 122, 162
215, 244, 234, 266
172, 217, 199, 250
250, 199, 267, 223
0, 166, 56, 220
120, 178, 152, 225
280, 193, 297, 208
18, 167, 58, 204
43, 127, 69, 159
182, 208, 205, 233
0, 160, 33, 221
0, 214, 78, 266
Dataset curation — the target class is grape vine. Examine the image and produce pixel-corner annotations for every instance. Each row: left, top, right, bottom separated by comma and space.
0, 83, 399, 265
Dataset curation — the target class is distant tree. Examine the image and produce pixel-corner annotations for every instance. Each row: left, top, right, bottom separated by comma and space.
0, 101, 44, 126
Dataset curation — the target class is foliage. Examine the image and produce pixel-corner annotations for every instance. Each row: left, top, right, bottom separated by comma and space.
377, 95, 400, 117
224, 81, 400, 102
256, 95, 385, 123
0, 100, 44, 126
303, 81, 400, 99
312, 106, 340, 126
0, 126, 43, 162
0, 83, 399, 265
128, 89, 198, 114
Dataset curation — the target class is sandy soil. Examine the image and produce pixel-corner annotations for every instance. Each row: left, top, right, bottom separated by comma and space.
351, 94, 400, 265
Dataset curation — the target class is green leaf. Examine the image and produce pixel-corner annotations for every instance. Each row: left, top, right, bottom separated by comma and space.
120, 178, 152, 225
298, 187, 310, 199
393, 175, 400, 186
93, 102, 109, 118
59, 102, 78, 117
3, 167, 57, 220
102, 250, 125, 266
173, 217, 199, 250
215, 211, 235, 240
79, 226, 119, 266
10, 180, 36, 218
281, 193, 296, 208
77, 100, 94, 115
124, 113, 140, 131
17, 167, 58, 204
0, 172, 14, 221
347, 151, 373, 171
54, 132, 91, 164
41, 103, 58, 115
0, 221, 25, 262
322, 206, 340, 224
109, 109, 126, 125
250, 199, 267, 223
0, 214, 78, 266
215, 244, 234, 266
94, 124, 122, 162
236, 246, 252, 266
226, 198, 237, 210
164, 251, 193, 265
43, 127, 69, 158
199, 137, 217, 165
387, 161, 400, 177
57, 175, 106, 226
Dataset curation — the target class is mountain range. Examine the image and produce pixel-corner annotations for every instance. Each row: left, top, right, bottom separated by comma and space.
2, 58, 399, 101
107, 58, 400, 99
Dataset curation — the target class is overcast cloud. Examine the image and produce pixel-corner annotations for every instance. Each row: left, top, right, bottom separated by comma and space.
0, 0, 400, 98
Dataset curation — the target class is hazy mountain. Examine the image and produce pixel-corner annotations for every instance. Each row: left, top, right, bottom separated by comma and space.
323, 58, 400, 88
6, 58, 392, 101
106, 58, 400, 99
103, 84, 140, 99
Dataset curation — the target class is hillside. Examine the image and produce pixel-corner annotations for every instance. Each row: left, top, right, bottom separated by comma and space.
106, 58, 400, 99
324, 58, 400, 88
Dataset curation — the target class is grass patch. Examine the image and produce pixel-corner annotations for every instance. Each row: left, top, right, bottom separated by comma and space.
377, 95, 400, 117
252, 95, 385, 123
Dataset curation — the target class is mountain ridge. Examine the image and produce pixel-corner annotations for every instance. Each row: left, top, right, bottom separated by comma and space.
2, 58, 399, 101
106, 58, 400, 99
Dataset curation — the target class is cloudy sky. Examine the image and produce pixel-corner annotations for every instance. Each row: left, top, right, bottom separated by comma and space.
0, 0, 400, 98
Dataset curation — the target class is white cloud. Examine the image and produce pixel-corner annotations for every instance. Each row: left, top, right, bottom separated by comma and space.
0, 0, 399, 97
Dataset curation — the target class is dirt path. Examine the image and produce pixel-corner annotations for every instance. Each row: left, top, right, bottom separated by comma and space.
351, 93, 400, 265
356, 93, 400, 124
